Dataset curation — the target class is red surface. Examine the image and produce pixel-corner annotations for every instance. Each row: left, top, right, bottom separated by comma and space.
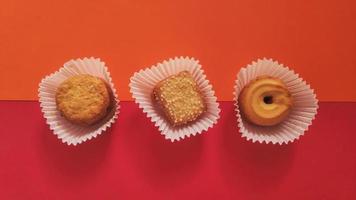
0, 101, 356, 199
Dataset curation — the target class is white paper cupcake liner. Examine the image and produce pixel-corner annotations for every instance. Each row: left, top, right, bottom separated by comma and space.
129, 56, 220, 142
233, 58, 318, 144
38, 57, 120, 145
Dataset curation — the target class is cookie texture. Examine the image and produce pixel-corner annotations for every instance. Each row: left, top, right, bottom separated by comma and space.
153, 71, 206, 126
55, 74, 111, 126
239, 75, 293, 126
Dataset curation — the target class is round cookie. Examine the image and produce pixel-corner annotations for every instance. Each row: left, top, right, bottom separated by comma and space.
239, 76, 293, 126
55, 74, 111, 126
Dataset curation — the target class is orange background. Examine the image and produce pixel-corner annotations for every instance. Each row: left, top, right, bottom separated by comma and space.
0, 0, 355, 101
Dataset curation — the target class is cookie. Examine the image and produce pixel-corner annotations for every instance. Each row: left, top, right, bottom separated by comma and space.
153, 71, 206, 126
239, 76, 293, 126
55, 74, 111, 126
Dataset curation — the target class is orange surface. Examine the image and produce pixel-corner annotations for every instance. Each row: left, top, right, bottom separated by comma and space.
0, 0, 355, 101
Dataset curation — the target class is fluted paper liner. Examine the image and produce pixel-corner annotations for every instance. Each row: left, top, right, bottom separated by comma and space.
234, 58, 318, 144
38, 57, 120, 145
130, 57, 220, 141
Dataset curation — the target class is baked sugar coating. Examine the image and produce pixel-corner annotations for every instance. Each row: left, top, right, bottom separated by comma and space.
153, 71, 206, 126
55, 74, 111, 126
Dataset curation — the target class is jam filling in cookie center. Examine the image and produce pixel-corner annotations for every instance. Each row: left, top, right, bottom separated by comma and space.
263, 95, 273, 104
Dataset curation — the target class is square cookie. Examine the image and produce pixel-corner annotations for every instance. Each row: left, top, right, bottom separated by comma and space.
153, 71, 206, 126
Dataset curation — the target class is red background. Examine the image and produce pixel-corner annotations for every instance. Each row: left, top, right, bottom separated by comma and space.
0, 102, 355, 199
1, 0, 356, 199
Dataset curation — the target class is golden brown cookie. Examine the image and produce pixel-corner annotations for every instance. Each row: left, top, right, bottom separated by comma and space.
239, 76, 293, 126
153, 71, 206, 126
55, 74, 111, 126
